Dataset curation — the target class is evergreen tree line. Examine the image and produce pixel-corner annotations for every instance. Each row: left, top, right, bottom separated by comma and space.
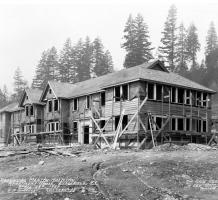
0, 67, 28, 108
32, 37, 114, 89
122, 5, 218, 98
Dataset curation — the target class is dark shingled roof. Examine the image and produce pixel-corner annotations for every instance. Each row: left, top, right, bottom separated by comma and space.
0, 102, 23, 113
47, 60, 216, 99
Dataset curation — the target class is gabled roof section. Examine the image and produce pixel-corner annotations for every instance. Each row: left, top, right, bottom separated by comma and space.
137, 59, 169, 72
40, 81, 77, 101
19, 88, 44, 107
0, 102, 23, 113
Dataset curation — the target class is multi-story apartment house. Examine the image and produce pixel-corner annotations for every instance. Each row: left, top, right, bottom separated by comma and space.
0, 60, 216, 147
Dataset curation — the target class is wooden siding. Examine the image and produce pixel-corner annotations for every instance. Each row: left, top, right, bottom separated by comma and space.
105, 98, 139, 117
141, 101, 210, 118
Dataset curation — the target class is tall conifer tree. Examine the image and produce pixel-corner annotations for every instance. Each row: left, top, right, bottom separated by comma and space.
32, 47, 58, 89
159, 4, 177, 71
122, 13, 153, 68
76, 37, 93, 82
58, 38, 76, 83
176, 23, 188, 74
205, 21, 218, 56
13, 67, 28, 99
185, 23, 200, 69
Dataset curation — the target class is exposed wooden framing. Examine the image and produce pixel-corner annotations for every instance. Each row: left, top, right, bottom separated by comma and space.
118, 96, 148, 138
91, 114, 111, 147
147, 115, 171, 147
148, 113, 155, 147
138, 116, 148, 149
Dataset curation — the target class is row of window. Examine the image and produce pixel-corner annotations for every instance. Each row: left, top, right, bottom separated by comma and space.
148, 116, 208, 133
48, 99, 59, 112
25, 105, 34, 116
72, 92, 106, 111
147, 83, 210, 107
47, 122, 60, 132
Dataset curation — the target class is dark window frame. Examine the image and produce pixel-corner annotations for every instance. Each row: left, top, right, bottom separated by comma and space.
171, 87, 176, 103
186, 90, 191, 105
156, 84, 162, 101
25, 106, 29, 116
48, 100, 52, 112
100, 92, 106, 106
86, 96, 90, 109
54, 99, 59, 111
178, 88, 184, 104
30, 105, 34, 116
73, 98, 78, 111
114, 86, 121, 102
122, 84, 129, 101
148, 83, 154, 100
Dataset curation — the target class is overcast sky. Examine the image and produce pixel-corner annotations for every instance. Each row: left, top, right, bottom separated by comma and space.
0, 0, 218, 93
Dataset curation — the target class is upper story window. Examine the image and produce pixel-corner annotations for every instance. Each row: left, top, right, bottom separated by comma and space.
25, 106, 29, 116
48, 100, 52, 112
156, 84, 162, 101
122, 84, 129, 101
114, 86, 121, 102
30, 105, 34, 116
192, 91, 197, 106
196, 91, 202, 106
148, 83, 154, 100
177, 88, 184, 104
73, 98, 78, 111
25, 105, 34, 116
48, 99, 59, 112
202, 93, 207, 107
171, 87, 176, 103
86, 96, 90, 109
186, 90, 191, 105
54, 99, 59, 111
163, 86, 170, 102
114, 84, 129, 102
100, 92, 105, 106
49, 89, 52, 94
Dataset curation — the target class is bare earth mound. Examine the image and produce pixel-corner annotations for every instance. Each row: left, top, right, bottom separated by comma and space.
1, 144, 218, 200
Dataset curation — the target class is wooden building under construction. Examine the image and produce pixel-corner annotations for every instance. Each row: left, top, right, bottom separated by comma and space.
0, 60, 216, 148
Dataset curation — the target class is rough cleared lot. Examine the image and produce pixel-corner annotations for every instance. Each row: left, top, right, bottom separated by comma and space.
1, 144, 218, 200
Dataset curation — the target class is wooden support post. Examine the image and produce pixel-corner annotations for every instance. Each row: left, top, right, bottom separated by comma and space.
148, 114, 155, 147
113, 110, 125, 149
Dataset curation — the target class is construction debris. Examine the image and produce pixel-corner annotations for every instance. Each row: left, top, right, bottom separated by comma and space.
153, 143, 215, 152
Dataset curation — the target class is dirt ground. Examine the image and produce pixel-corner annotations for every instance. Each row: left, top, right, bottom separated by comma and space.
1, 144, 218, 200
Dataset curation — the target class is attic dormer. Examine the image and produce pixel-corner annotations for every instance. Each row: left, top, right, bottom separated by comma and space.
140, 60, 169, 73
